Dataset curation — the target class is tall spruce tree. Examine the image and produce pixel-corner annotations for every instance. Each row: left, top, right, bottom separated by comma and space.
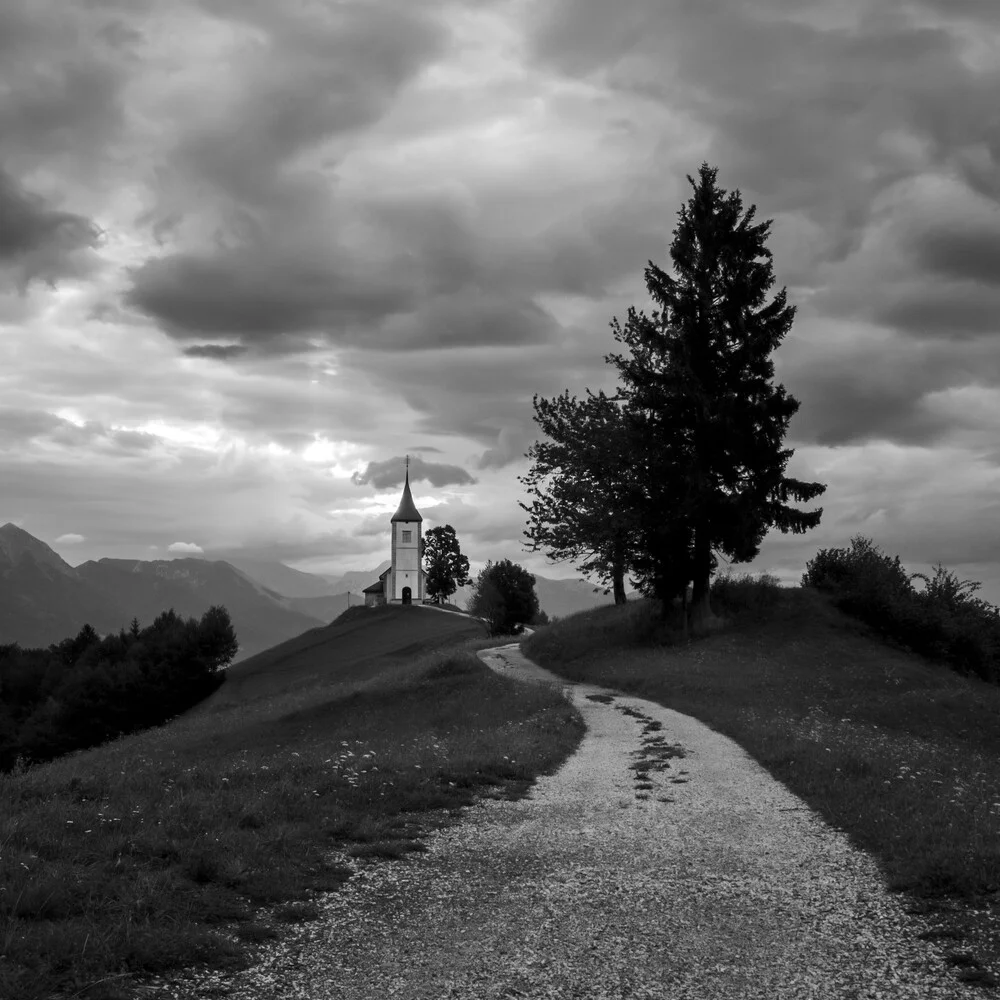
608, 163, 826, 628
520, 390, 641, 603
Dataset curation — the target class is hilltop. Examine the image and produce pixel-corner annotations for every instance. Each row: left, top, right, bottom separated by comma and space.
203, 603, 485, 710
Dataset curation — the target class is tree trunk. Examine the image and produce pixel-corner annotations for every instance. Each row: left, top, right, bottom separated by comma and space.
687, 524, 719, 631
612, 538, 627, 604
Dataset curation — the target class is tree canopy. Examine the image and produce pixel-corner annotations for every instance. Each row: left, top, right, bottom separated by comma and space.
421, 524, 471, 604
520, 161, 826, 631
0, 605, 236, 771
520, 390, 641, 604
608, 162, 825, 626
468, 560, 540, 636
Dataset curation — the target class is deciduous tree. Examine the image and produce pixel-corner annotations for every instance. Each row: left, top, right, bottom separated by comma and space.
421, 525, 471, 604
520, 391, 641, 604
468, 560, 540, 635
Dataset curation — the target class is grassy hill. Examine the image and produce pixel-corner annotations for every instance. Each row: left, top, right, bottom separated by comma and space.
202, 604, 487, 711
0, 605, 583, 1000
524, 579, 1000, 986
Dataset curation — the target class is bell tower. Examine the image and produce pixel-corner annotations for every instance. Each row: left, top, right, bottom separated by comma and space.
389, 455, 423, 604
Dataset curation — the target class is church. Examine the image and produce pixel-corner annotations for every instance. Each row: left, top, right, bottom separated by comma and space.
362, 459, 424, 607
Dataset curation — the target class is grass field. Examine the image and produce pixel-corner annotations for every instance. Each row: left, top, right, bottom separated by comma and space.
523, 581, 1000, 987
0, 606, 584, 1000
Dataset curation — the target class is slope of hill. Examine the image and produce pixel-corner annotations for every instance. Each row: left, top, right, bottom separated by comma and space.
204, 603, 484, 709
217, 556, 341, 598
282, 591, 365, 622
1, 598, 578, 1000
523, 583, 1000, 980
74, 558, 323, 662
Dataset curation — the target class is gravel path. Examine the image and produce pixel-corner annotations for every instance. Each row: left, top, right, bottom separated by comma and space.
162, 643, 970, 999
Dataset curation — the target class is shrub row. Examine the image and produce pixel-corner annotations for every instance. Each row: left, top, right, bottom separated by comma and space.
802, 535, 1000, 683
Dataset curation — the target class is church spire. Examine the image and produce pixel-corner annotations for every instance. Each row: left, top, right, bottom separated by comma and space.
391, 455, 422, 522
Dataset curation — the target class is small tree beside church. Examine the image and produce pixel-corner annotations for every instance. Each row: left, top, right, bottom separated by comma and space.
468, 560, 540, 635
422, 525, 471, 605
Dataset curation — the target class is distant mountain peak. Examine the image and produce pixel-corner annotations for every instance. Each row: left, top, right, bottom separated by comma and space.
0, 523, 77, 579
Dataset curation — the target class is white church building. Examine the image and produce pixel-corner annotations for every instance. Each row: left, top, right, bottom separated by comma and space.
362, 460, 424, 607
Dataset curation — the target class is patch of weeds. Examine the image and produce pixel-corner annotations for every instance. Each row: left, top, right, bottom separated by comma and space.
635, 782, 654, 791
347, 840, 426, 859
586, 694, 615, 704
918, 928, 964, 941
273, 902, 320, 924
237, 812, 264, 830
635, 793, 650, 801
618, 706, 646, 720
235, 923, 279, 943
957, 967, 999, 987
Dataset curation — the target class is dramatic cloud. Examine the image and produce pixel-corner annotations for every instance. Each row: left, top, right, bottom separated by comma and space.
3, 0, 1000, 605
167, 541, 204, 554
182, 344, 249, 360
351, 455, 477, 490
0, 169, 103, 290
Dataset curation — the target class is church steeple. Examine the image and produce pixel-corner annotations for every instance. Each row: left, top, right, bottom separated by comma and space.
388, 455, 424, 604
391, 455, 423, 523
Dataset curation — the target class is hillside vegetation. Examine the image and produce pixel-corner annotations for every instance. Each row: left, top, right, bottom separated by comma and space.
0, 606, 234, 771
524, 554, 1000, 985
0, 606, 584, 1000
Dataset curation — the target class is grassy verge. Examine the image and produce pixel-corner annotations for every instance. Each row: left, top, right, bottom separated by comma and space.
523, 578, 1000, 987
0, 638, 584, 1000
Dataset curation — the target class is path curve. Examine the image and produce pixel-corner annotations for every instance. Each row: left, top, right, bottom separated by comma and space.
171, 643, 968, 999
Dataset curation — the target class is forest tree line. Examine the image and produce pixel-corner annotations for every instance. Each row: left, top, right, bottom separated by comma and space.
0, 605, 236, 771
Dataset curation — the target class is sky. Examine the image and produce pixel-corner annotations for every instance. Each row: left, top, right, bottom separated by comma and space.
2, 0, 1000, 603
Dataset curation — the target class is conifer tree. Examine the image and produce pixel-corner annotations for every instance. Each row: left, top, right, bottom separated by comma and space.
608, 163, 826, 628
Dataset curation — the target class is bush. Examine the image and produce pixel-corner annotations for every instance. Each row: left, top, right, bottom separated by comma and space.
468, 561, 540, 636
802, 536, 1000, 684
710, 571, 782, 618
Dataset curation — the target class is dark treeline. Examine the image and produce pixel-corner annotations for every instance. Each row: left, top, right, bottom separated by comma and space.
0, 605, 236, 771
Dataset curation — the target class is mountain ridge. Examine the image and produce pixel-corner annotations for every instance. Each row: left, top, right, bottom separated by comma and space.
0, 528, 326, 661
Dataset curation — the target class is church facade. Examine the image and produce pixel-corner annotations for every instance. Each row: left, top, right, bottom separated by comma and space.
362, 462, 424, 607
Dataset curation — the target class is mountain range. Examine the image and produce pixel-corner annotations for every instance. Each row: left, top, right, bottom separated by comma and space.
0, 523, 624, 660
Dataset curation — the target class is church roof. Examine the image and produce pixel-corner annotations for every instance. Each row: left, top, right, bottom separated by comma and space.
390, 470, 423, 523
362, 579, 384, 595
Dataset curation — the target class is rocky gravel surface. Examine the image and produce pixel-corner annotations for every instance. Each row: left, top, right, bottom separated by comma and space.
156, 643, 973, 999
